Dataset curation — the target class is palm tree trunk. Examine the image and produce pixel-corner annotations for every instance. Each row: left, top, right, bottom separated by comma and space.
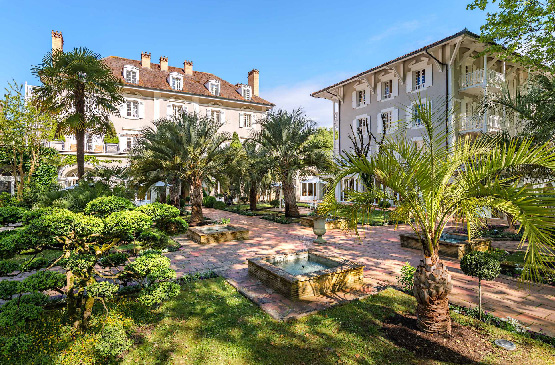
413, 258, 452, 333
190, 179, 203, 224
249, 182, 257, 211
282, 179, 299, 218
75, 129, 85, 180
169, 177, 181, 208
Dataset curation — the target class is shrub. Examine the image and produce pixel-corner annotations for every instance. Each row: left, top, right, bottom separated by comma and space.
99, 252, 129, 267
138, 229, 169, 249
138, 281, 180, 306
163, 217, 188, 235
136, 203, 182, 233
0, 293, 49, 327
84, 196, 134, 218
0, 334, 33, 357
213, 201, 226, 210
396, 262, 416, 292
21, 207, 55, 225
21, 270, 65, 292
94, 323, 132, 359
269, 199, 279, 208
104, 210, 152, 241
202, 196, 217, 208
0, 260, 20, 276
460, 251, 501, 319
0, 230, 31, 259
23, 257, 50, 271
378, 200, 392, 209
0, 280, 20, 300
86, 281, 118, 299
0, 206, 28, 225
239, 196, 248, 204
0, 192, 18, 207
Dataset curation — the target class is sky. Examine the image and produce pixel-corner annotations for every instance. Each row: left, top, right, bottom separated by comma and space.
0, 0, 489, 127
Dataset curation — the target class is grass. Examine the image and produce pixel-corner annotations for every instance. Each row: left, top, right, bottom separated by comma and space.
6, 277, 554, 364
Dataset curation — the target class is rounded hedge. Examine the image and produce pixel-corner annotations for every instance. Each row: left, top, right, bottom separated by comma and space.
104, 210, 152, 241
0, 206, 28, 225
460, 251, 501, 281
202, 196, 217, 208
213, 201, 226, 210
84, 196, 135, 218
136, 203, 179, 225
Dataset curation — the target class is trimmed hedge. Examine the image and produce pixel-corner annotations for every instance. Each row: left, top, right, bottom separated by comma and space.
0, 206, 28, 225
84, 196, 135, 218
202, 196, 217, 208
104, 210, 152, 241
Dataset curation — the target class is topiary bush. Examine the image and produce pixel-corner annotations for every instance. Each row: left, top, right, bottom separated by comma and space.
99, 252, 129, 267
136, 203, 182, 233
94, 323, 132, 360
213, 201, 226, 210
84, 196, 135, 218
460, 251, 501, 319
162, 217, 188, 235
269, 199, 279, 208
0, 206, 28, 225
0, 260, 20, 276
138, 229, 170, 249
104, 210, 152, 242
202, 196, 217, 208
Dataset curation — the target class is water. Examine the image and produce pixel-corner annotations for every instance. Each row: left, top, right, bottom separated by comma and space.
440, 233, 466, 244
197, 226, 231, 234
273, 257, 335, 276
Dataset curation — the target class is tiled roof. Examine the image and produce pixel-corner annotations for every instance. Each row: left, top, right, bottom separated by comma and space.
311, 29, 479, 97
103, 56, 274, 106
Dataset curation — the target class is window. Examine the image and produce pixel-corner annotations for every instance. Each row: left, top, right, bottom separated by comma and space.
86, 135, 93, 152
357, 90, 366, 107
126, 137, 133, 151
240, 85, 252, 100
241, 113, 252, 128
412, 104, 423, 127
356, 117, 368, 132
126, 100, 139, 118
381, 111, 393, 132
168, 72, 183, 91
414, 69, 425, 90
172, 104, 186, 116
211, 110, 221, 123
123, 65, 139, 84
382, 80, 392, 99
207, 80, 220, 96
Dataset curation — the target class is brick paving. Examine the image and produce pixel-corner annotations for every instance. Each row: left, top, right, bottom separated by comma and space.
170, 208, 555, 336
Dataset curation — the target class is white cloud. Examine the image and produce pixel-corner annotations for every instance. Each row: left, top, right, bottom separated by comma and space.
367, 20, 423, 43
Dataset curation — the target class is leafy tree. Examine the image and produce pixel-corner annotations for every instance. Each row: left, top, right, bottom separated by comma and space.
130, 113, 229, 224
324, 100, 555, 333
254, 109, 333, 217
460, 251, 501, 319
467, 0, 555, 72
243, 141, 272, 211
0, 82, 57, 199
31, 47, 123, 179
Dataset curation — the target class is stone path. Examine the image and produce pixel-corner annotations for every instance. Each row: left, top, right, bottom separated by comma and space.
170, 208, 555, 337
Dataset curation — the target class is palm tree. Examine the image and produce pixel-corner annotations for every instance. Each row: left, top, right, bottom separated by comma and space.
325, 100, 555, 333
243, 140, 272, 211
254, 109, 333, 217
130, 112, 229, 224
32, 48, 123, 179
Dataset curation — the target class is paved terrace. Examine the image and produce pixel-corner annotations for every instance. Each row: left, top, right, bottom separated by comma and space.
170, 208, 555, 337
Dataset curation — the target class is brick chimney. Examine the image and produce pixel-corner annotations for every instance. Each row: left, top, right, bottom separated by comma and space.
160, 56, 168, 71
248, 69, 259, 97
51, 30, 63, 53
184, 60, 193, 76
141, 52, 151, 68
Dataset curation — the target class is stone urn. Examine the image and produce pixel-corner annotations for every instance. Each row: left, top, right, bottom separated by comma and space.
312, 216, 327, 243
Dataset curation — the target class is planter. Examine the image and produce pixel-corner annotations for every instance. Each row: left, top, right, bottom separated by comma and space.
300, 216, 348, 230
399, 233, 491, 259
187, 224, 249, 244
312, 216, 327, 243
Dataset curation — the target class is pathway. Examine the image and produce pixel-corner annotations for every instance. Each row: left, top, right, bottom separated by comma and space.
169, 208, 555, 337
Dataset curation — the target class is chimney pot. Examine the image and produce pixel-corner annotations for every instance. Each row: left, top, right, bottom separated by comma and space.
160, 56, 168, 71
184, 60, 193, 76
141, 52, 151, 68
51, 30, 63, 53
248, 69, 259, 97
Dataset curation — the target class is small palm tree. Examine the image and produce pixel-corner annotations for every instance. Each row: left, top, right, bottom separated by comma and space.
243, 140, 272, 211
254, 109, 333, 217
325, 99, 555, 333
32, 48, 123, 179
130, 112, 229, 224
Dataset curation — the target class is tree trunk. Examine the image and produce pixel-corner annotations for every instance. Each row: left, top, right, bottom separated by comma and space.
249, 182, 257, 211
413, 258, 452, 333
282, 179, 299, 218
75, 129, 86, 180
169, 177, 181, 208
190, 179, 203, 225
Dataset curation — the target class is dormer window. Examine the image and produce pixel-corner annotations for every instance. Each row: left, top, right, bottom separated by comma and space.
237, 85, 252, 100
206, 80, 220, 96
168, 72, 183, 91
123, 65, 139, 84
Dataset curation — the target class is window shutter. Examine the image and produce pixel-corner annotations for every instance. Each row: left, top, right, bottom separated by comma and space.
166, 103, 173, 117
220, 110, 226, 124
406, 71, 413, 93
376, 85, 382, 102
393, 108, 399, 132
408, 104, 413, 128
425, 64, 433, 87
119, 102, 127, 118
392, 79, 399, 97
352, 118, 357, 133
138, 101, 145, 119
206, 108, 211, 118
365, 87, 370, 105
377, 113, 383, 134
239, 113, 244, 128
352, 91, 356, 108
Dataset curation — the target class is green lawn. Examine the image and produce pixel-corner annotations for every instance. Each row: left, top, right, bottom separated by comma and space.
5, 278, 554, 364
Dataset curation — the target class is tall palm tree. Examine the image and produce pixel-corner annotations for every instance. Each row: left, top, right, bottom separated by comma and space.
325, 100, 555, 333
243, 140, 272, 211
32, 48, 123, 179
130, 112, 229, 224
254, 109, 333, 217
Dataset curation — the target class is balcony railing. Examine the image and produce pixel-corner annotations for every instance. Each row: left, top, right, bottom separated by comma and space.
48, 141, 65, 151
460, 69, 505, 90
460, 114, 503, 133
105, 143, 119, 154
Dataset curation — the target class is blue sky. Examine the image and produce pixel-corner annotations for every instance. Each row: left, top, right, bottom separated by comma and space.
0, 0, 488, 126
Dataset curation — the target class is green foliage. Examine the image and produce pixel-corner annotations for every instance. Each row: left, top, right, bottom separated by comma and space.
396, 262, 416, 292
136, 202, 184, 233
104, 210, 152, 241
0, 293, 49, 327
213, 200, 226, 210
269, 199, 279, 208
103, 134, 120, 144
0, 206, 28, 225
21, 207, 55, 225
99, 252, 129, 267
460, 251, 502, 282
86, 281, 118, 299
163, 217, 188, 234
138, 281, 180, 307
202, 196, 217, 208
0, 280, 20, 300
138, 229, 169, 249
24, 257, 50, 271
84, 195, 134, 217
21, 270, 65, 292
94, 323, 132, 359
0, 230, 32, 259
0, 334, 32, 357
0, 192, 18, 207
0, 260, 20, 276
378, 200, 391, 209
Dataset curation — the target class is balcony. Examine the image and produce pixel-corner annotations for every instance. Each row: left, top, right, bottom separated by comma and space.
48, 141, 65, 151
460, 114, 503, 134
105, 143, 119, 154
459, 69, 505, 94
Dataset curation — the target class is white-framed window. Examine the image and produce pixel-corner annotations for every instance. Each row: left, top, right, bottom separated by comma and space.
357, 90, 366, 107
211, 109, 221, 123
341, 177, 359, 201
382, 110, 393, 130
207, 80, 221, 96
407, 61, 432, 92
414, 69, 425, 90
126, 100, 139, 118
409, 99, 431, 128
123, 65, 139, 84
356, 117, 368, 131
242, 113, 252, 128
237, 85, 252, 100
382, 80, 393, 99
377, 107, 398, 134
168, 72, 183, 91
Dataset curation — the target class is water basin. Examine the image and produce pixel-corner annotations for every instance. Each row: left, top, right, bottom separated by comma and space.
271, 256, 338, 276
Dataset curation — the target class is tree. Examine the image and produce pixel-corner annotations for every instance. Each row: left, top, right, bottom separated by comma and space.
31, 47, 123, 179
243, 141, 272, 211
460, 251, 501, 320
0, 82, 57, 200
467, 0, 555, 72
324, 100, 555, 333
254, 109, 333, 217
130, 112, 229, 224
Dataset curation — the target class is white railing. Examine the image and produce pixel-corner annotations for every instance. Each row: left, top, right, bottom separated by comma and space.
105, 143, 119, 153
460, 69, 505, 89
460, 114, 503, 132
48, 141, 65, 151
